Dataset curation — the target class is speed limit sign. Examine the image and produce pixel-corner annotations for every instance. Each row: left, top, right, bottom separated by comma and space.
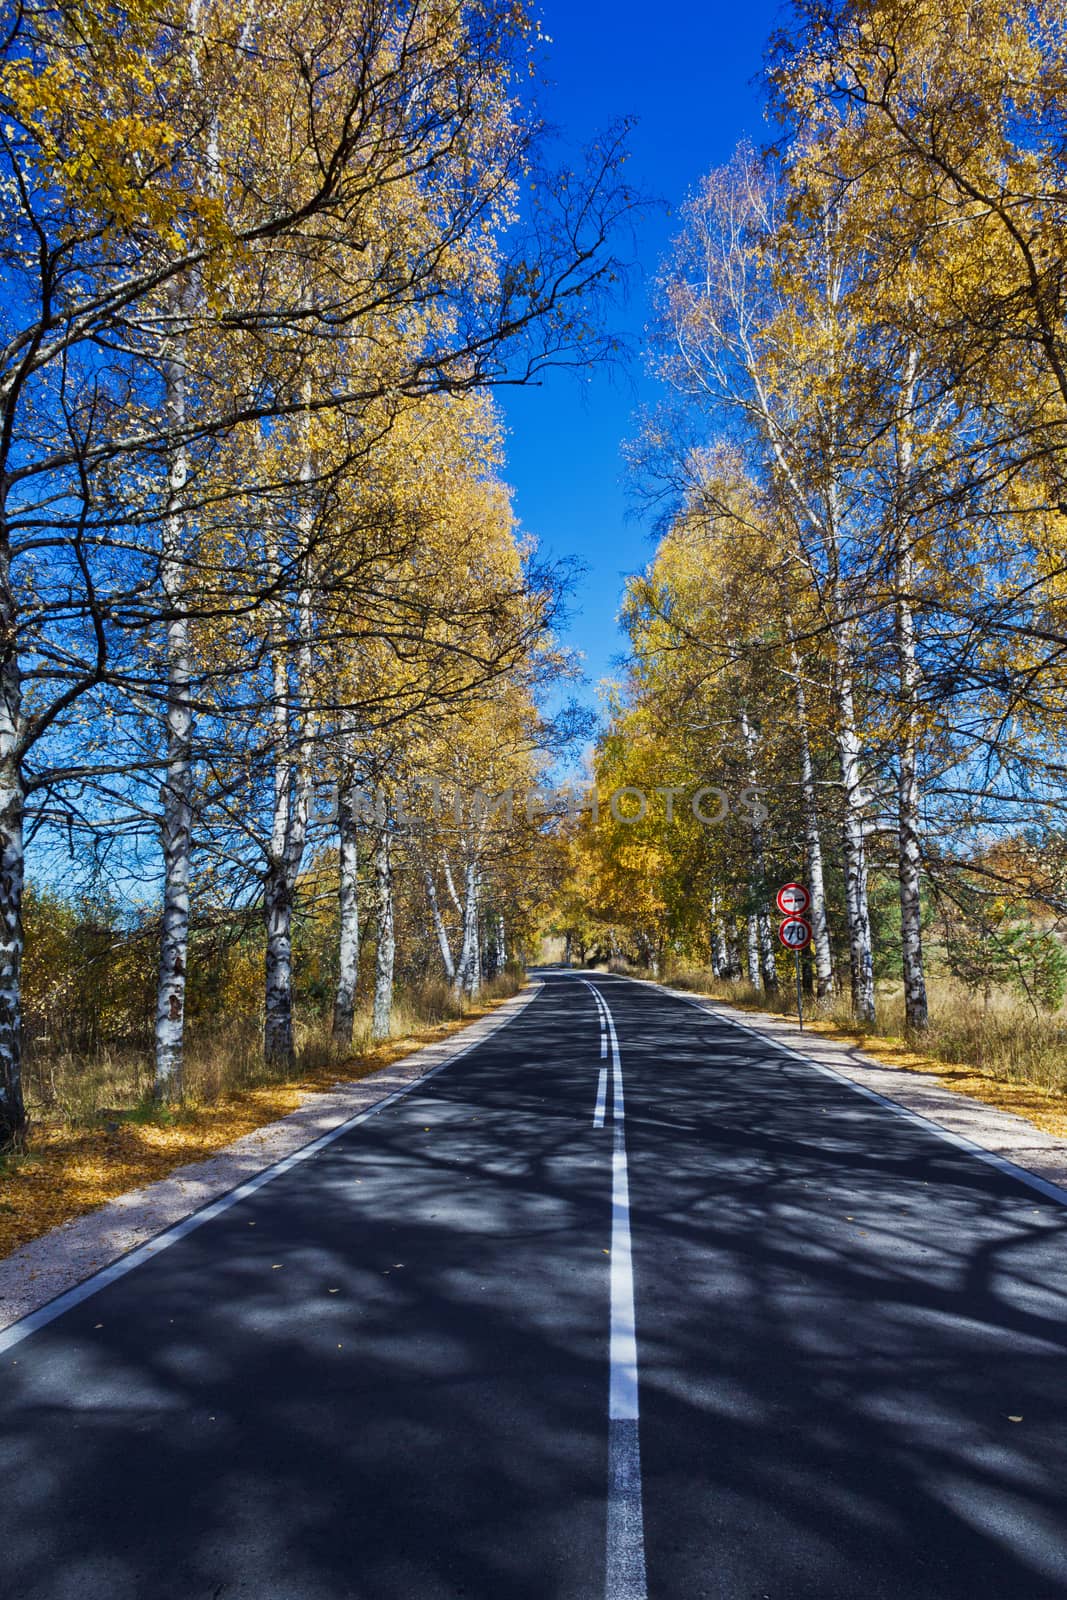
776, 882, 810, 917
778, 915, 812, 951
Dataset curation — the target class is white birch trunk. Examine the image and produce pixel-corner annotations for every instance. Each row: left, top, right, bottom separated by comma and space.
709, 894, 728, 979
442, 861, 463, 916
895, 346, 929, 1031
455, 863, 481, 996
745, 914, 761, 989
0, 737, 26, 1148
789, 640, 834, 999
740, 708, 777, 993
263, 416, 316, 1068
332, 768, 361, 1045
425, 867, 456, 983
835, 652, 876, 1024
897, 589, 928, 1030
154, 344, 193, 1098
372, 833, 394, 1040
264, 611, 296, 1068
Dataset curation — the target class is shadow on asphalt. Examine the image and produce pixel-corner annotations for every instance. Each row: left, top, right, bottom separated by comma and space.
2, 975, 1067, 1598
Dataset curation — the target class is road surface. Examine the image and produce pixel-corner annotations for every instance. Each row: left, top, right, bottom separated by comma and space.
3, 972, 1067, 1598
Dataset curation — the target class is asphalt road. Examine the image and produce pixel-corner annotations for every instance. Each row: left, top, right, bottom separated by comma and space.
4, 972, 1067, 1599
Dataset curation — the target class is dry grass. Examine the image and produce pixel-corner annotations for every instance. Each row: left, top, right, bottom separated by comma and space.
0, 973, 523, 1262
662, 966, 1067, 1141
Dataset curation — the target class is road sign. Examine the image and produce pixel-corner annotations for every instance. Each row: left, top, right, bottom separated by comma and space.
778, 915, 812, 951
776, 882, 810, 917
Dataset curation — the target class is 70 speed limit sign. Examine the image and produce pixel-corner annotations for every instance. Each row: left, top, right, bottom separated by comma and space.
778, 915, 812, 951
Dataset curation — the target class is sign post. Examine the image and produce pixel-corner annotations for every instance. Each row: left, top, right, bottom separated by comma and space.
776, 884, 812, 1030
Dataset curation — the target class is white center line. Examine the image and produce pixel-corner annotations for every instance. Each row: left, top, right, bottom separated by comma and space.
594, 1067, 608, 1129
582, 978, 648, 1600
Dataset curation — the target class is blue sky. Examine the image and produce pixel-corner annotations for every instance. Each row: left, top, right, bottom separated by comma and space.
501, 0, 783, 718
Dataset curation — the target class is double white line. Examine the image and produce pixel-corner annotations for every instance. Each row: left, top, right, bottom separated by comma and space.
583, 979, 648, 1600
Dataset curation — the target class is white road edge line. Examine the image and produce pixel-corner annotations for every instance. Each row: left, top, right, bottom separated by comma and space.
582, 978, 648, 1600
611, 973, 1067, 1210
0, 991, 537, 1357
594, 1068, 608, 1129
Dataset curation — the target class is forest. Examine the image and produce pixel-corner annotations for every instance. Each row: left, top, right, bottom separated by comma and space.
556, 0, 1067, 1096
4, 0, 1067, 1168
0, 0, 634, 1155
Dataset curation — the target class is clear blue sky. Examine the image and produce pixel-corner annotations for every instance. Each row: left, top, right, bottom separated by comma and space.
501, 0, 783, 715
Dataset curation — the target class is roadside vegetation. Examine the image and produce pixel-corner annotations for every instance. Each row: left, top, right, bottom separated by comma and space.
549, 0, 1067, 1142
0, 0, 632, 1155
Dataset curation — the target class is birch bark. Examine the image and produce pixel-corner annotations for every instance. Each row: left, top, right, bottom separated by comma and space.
456, 862, 481, 996
745, 914, 761, 989
0, 569, 25, 1143
894, 346, 929, 1031
372, 832, 395, 1040
740, 708, 777, 993
835, 647, 876, 1024
425, 867, 456, 983
264, 628, 299, 1067
263, 395, 318, 1067
789, 639, 834, 998
710, 892, 728, 977
332, 767, 361, 1045
154, 334, 193, 1098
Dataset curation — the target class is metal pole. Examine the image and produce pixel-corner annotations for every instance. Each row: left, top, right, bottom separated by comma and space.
795, 948, 804, 1030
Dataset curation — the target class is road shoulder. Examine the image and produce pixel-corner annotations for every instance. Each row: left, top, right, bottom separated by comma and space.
0, 985, 538, 1333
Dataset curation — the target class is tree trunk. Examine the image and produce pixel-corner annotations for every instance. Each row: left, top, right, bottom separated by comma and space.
740, 708, 777, 993
455, 863, 481, 996
895, 347, 929, 1031
745, 914, 761, 989
264, 861, 294, 1067
835, 653, 876, 1025
790, 641, 834, 999
262, 425, 315, 1066
263, 629, 302, 1069
425, 867, 456, 983
154, 346, 193, 1100
724, 919, 742, 980
0, 747, 26, 1150
710, 892, 728, 978
372, 833, 394, 1041
897, 645, 928, 1030
332, 770, 361, 1045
